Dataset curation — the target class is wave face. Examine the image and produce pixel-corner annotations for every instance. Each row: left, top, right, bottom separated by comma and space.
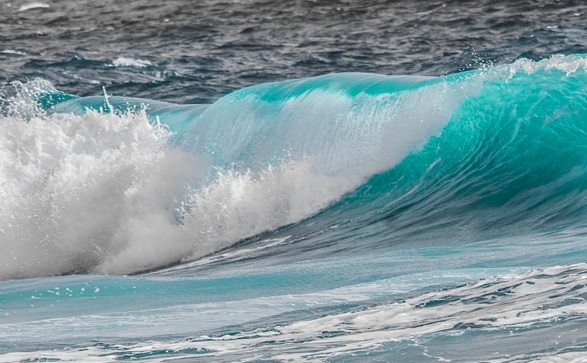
329, 55, 587, 247
2, 55, 587, 280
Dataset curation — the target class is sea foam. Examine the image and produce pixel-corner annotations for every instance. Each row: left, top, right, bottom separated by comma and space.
0, 109, 202, 279
0, 105, 364, 278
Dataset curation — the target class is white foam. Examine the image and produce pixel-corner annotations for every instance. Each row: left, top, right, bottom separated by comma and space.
0, 109, 199, 279
101, 157, 360, 274
0, 101, 362, 278
508, 53, 587, 77
112, 57, 152, 68
18, 2, 50, 11
0, 49, 26, 56
2, 264, 586, 362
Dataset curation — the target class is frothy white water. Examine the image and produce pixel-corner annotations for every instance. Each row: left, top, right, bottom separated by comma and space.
507, 53, 587, 76
0, 108, 360, 279
0, 110, 197, 278
175, 264, 587, 362
112, 57, 152, 68
101, 157, 361, 275
2, 264, 586, 362
17, 2, 50, 12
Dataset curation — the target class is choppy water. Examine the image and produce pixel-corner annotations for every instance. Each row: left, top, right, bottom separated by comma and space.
2, 1, 587, 362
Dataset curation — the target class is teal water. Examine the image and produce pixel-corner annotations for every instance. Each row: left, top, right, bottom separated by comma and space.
2, 55, 587, 362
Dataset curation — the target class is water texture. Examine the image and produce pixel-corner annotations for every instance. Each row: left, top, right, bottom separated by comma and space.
2, 1, 587, 362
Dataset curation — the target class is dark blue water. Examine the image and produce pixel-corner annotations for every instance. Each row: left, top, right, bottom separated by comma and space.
3, 0, 587, 103
2, 1, 587, 362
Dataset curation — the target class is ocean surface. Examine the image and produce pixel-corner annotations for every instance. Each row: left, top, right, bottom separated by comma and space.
2, 0, 587, 362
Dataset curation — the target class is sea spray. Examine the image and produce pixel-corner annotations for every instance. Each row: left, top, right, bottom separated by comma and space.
0, 108, 205, 279
0, 107, 360, 278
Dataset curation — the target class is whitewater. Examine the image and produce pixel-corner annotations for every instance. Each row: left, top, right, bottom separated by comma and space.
3, 0, 587, 362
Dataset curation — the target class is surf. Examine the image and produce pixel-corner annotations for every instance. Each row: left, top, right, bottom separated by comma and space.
2, 54, 587, 280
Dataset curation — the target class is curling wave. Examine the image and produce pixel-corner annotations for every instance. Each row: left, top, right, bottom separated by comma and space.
2, 54, 587, 279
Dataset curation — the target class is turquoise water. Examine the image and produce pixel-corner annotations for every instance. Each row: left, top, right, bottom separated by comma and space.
1, 55, 587, 361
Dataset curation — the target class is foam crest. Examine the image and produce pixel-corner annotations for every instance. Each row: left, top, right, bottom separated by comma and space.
17, 2, 50, 11
112, 57, 152, 68
101, 158, 361, 274
508, 53, 587, 76
0, 79, 57, 118
0, 103, 364, 278
184, 160, 361, 259
0, 109, 205, 279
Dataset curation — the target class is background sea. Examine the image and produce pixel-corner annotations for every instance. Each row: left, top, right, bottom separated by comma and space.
2, 0, 587, 362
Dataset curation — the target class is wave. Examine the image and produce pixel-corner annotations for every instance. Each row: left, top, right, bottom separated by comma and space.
2, 54, 587, 279
331, 54, 587, 245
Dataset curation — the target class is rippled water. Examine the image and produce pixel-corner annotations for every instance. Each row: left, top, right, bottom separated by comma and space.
2, 0, 587, 102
